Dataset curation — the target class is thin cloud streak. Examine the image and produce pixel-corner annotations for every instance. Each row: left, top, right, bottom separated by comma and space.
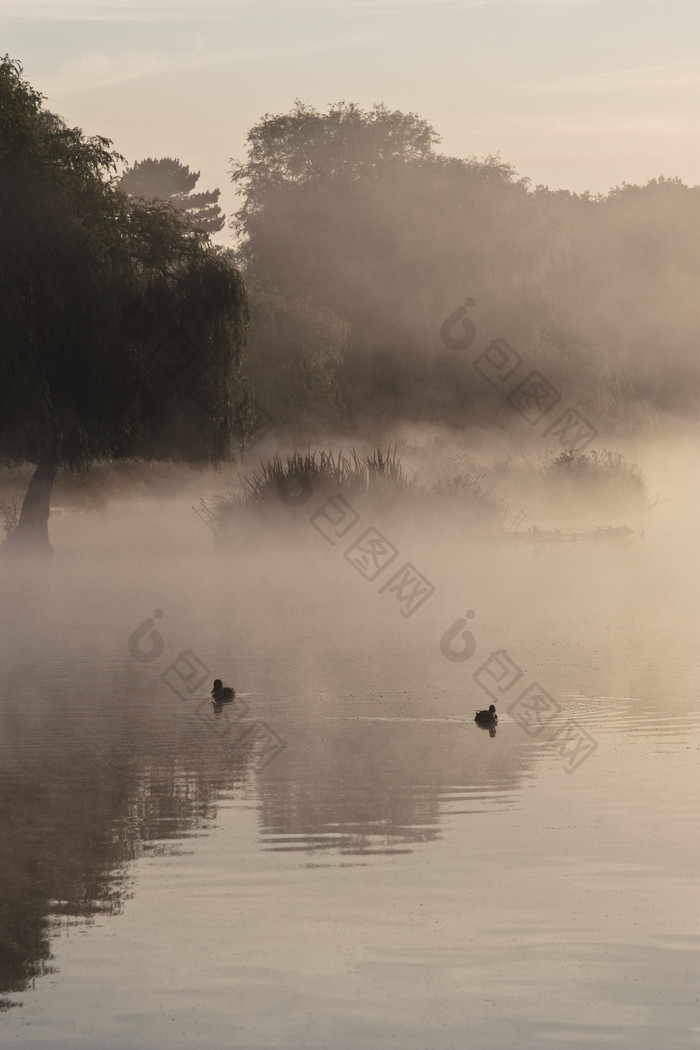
45, 52, 171, 93
6, 0, 602, 21
528, 61, 700, 96
42, 28, 383, 96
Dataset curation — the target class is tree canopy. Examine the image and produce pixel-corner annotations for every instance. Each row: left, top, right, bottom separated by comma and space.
244, 283, 349, 433
118, 156, 225, 234
230, 100, 700, 431
0, 58, 250, 470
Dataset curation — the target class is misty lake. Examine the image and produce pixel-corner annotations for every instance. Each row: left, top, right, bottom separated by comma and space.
1, 441, 698, 1049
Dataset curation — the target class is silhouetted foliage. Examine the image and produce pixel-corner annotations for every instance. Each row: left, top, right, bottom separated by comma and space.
0, 58, 249, 469
231, 101, 700, 432
119, 156, 225, 234
245, 283, 348, 433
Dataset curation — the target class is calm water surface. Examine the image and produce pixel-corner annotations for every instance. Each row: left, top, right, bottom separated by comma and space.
1, 483, 698, 1049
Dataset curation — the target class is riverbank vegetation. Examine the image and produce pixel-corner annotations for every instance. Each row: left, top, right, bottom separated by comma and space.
192, 444, 651, 544
1, 63, 693, 551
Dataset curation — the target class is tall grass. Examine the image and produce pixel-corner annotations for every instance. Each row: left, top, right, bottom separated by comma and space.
0, 494, 19, 538
201, 446, 415, 537
241, 446, 412, 505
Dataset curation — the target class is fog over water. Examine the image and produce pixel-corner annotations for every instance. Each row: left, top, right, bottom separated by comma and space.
2, 29, 699, 1050
1, 427, 698, 1049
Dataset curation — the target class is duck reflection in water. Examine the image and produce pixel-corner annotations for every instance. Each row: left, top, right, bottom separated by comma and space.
211, 678, 235, 712
474, 704, 498, 738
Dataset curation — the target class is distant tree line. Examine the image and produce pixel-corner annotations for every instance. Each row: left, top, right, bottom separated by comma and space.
2, 59, 697, 501
230, 101, 700, 435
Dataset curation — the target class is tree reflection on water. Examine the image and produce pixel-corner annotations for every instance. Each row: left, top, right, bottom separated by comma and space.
0, 678, 530, 1008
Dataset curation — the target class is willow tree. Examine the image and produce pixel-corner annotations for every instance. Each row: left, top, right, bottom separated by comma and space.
0, 57, 250, 554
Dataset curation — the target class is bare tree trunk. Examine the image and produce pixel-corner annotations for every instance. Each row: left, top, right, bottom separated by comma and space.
1, 382, 63, 557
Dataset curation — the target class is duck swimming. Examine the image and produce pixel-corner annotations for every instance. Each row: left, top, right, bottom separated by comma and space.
474, 704, 497, 727
212, 679, 235, 702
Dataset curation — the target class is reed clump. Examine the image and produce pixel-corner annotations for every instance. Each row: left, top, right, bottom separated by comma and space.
201, 446, 415, 539
242, 446, 411, 505
542, 448, 649, 509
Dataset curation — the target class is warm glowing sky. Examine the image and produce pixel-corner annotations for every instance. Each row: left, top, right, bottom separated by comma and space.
5, 0, 699, 243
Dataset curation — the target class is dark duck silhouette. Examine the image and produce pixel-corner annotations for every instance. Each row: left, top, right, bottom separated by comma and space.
212, 679, 235, 703
474, 705, 498, 735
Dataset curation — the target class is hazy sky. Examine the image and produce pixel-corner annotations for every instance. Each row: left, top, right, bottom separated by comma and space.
5, 0, 699, 243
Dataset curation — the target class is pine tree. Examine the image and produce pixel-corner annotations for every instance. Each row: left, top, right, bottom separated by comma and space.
118, 157, 225, 233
